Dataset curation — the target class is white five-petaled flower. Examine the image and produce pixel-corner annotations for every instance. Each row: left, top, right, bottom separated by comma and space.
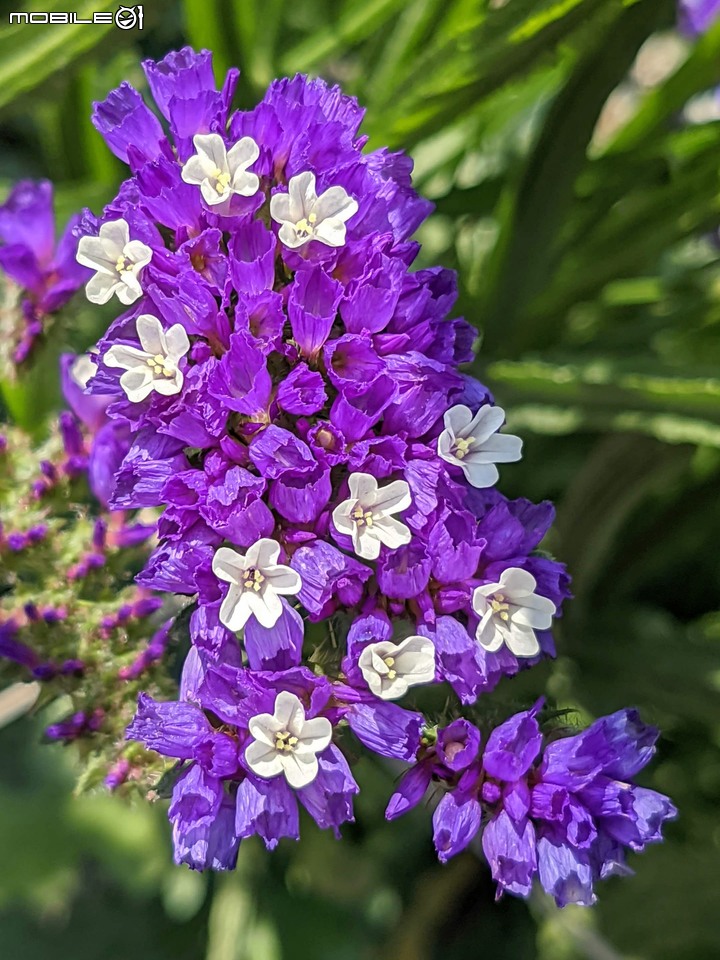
437, 403, 522, 488
181, 133, 260, 206
472, 567, 556, 658
76, 218, 153, 305
104, 315, 190, 403
270, 171, 358, 249
212, 539, 302, 631
245, 691, 332, 789
358, 636, 436, 701
332, 472, 412, 561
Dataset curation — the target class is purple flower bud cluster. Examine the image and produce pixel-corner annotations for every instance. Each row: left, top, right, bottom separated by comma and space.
14, 46, 674, 901
0, 181, 89, 365
388, 703, 676, 906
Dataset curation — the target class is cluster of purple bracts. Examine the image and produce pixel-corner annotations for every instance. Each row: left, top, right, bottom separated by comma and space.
1, 46, 675, 905
0, 181, 88, 364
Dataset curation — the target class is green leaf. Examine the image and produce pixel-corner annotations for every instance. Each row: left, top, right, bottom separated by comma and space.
477, 0, 674, 355
603, 17, 720, 155
0, 1, 170, 114
488, 356, 720, 447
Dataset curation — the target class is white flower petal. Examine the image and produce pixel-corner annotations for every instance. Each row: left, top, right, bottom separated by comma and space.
181, 155, 211, 185
353, 526, 381, 560
75, 236, 117, 273
269, 193, 292, 224
283, 752, 319, 789
466, 404, 506, 443
348, 472, 377, 502
371, 479, 411, 515
120, 367, 155, 403
443, 404, 473, 436
295, 716, 332, 754
273, 691, 306, 733
164, 323, 191, 361
193, 133, 229, 172
462, 460, 500, 488
123, 239, 153, 268
264, 566, 302, 595
376, 515, 411, 551
135, 314, 165, 355
104, 343, 149, 370
505, 626, 541, 658
98, 218, 130, 255
314, 187, 358, 224
245, 740, 285, 779
152, 374, 184, 397
312, 218, 348, 247
84, 272, 119, 304
212, 546, 246, 583
499, 567, 538, 598
254, 538, 281, 569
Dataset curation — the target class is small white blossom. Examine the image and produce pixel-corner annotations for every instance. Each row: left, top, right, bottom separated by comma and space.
76, 218, 152, 305
181, 133, 260, 206
358, 636, 435, 700
104, 315, 190, 403
438, 403, 522, 488
245, 691, 332, 789
70, 353, 98, 389
472, 567, 556, 658
332, 472, 412, 561
212, 539, 302, 631
270, 171, 358, 249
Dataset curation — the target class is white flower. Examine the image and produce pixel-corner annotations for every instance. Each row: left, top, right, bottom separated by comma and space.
181, 133, 260, 206
332, 472, 412, 561
472, 567, 556, 658
437, 404, 522, 488
104, 315, 190, 403
70, 353, 98, 389
358, 636, 435, 700
212, 539, 302, 631
245, 691, 332, 789
270, 171, 358, 249
76, 218, 152, 305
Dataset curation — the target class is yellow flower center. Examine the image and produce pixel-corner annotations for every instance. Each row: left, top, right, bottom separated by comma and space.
295, 212, 318, 237
243, 568, 265, 592
490, 593, 510, 621
453, 436, 474, 460
353, 506, 374, 527
274, 730, 299, 752
383, 655, 397, 681
146, 354, 175, 378
211, 168, 231, 193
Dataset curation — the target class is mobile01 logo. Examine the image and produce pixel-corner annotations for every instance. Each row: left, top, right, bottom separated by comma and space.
9, 5, 144, 29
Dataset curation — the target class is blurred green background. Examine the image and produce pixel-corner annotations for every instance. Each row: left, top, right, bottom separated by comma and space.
1, 0, 720, 957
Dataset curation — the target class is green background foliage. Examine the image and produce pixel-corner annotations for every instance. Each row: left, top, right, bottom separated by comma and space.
1, 0, 719, 957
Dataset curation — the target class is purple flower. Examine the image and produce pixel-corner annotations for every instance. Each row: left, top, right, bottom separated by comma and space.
386, 706, 676, 906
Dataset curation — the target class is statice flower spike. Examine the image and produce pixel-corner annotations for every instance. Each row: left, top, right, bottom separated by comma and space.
438, 403, 522, 488
245, 690, 333, 789
472, 567, 556, 657
181, 133, 260, 205
270, 172, 358, 249
75, 218, 152, 304
332, 472, 412, 560
212, 539, 302, 630
105, 315, 190, 402
358, 636, 436, 700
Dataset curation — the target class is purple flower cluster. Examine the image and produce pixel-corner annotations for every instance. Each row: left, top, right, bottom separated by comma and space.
0, 181, 88, 364
678, 0, 720, 35
45, 47, 673, 898
387, 704, 676, 906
